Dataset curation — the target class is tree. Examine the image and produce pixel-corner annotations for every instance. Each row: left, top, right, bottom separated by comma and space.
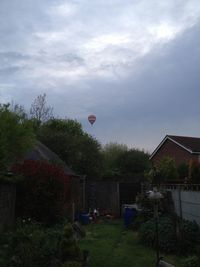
101, 142, 128, 177
156, 156, 178, 182
177, 162, 189, 180
0, 104, 35, 172
30, 93, 53, 125
37, 118, 102, 178
77, 132, 102, 178
117, 149, 150, 176
10, 102, 27, 120
188, 160, 200, 183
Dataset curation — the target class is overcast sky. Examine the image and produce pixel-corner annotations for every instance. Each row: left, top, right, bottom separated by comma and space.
1, 0, 200, 152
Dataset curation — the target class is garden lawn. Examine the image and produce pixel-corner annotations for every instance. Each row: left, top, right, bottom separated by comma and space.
79, 220, 185, 267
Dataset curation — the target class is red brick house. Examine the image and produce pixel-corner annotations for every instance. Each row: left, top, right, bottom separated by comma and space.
150, 135, 200, 166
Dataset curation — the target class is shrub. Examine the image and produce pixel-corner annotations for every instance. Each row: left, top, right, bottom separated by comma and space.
0, 221, 83, 267
177, 162, 189, 180
156, 156, 178, 182
188, 160, 200, 183
0, 103, 35, 172
139, 216, 200, 255
139, 218, 155, 246
139, 216, 177, 253
132, 211, 152, 230
177, 219, 200, 254
12, 160, 70, 224
182, 256, 200, 267
62, 262, 82, 267
136, 193, 153, 211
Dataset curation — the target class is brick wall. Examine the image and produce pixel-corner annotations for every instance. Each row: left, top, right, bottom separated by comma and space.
0, 184, 16, 232
151, 139, 198, 166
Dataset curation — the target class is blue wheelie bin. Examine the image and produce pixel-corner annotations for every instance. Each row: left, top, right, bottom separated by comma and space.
124, 207, 136, 227
80, 213, 90, 225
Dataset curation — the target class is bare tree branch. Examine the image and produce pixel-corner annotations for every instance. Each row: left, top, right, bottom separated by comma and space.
30, 93, 54, 123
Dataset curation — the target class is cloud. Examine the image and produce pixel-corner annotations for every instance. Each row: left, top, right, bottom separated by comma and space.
0, 0, 200, 151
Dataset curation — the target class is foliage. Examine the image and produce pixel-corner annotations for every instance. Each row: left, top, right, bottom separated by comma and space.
101, 144, 150, 178
131, 211, 152, 230
139, 215, 200, 255
0, 103, 35, 172
116, 149, 150, 176
135, 193, 153, 212
177, 219, 200, 254
38, 118, 102, 178
177, 162, 189, 180
12, 160, 70, 224
76, 132, 103, 178
156, 156, 178, 183
10, 102, 28, 120
0, 221, 83, 267
188, 160, 200, 183
139, 216, 177, 253
61, 262, 82, 267
101, 142, 128, 177
30, 93, 54, 125
182, 256, 200, 267
0, 173, 23, 184
149, 159, 189, 184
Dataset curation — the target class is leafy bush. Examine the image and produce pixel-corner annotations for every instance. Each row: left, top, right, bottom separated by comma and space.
138, 218, 155, 246
157, 156, 178, 182
0, 221, 83, 267
177, 162, 189, 180
62, 262, 82, 267
0, 103, 35, 172
182, 255, 200, 267
139, 216, 200, 255
177, 220, 200, 254
132, 211, 152, 230
139, 216, 177, 252
188, 160, 200, 183
136, 193, 153, 211
12, 160, 70, 224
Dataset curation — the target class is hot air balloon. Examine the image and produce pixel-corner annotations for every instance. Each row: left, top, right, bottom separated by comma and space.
88, 115, 96, 125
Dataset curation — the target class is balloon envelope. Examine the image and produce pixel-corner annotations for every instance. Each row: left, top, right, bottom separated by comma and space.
88, 115, 96, 125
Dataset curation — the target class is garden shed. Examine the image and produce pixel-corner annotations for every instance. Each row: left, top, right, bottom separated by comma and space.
25, 141, 85, 220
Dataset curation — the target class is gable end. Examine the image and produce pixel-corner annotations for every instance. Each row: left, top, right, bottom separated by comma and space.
150, 135, 195, 160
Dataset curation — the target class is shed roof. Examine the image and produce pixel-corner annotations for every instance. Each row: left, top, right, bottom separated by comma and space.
26, 141, 76, 176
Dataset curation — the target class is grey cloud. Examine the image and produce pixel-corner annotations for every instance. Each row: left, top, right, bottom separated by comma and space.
0, 52, 30, 60
1, 0, 200, 151
0, 66, 25, 76
58, 53, 85, 65
0, 52, 31, 77
79, 21, 200, 149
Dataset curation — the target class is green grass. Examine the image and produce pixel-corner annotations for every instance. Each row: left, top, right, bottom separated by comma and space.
79, 220, 185, 267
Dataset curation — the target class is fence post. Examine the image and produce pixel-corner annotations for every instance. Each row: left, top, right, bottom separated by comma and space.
117, 181, 120, 216
178, 185, 182, 219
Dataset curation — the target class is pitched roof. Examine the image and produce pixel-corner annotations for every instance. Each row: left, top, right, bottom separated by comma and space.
26, 141, 76, 176
150, 135, 200, 159
168, 135, 200, 153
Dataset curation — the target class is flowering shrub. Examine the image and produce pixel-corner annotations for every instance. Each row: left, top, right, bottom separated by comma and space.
12, 160, 70, 224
